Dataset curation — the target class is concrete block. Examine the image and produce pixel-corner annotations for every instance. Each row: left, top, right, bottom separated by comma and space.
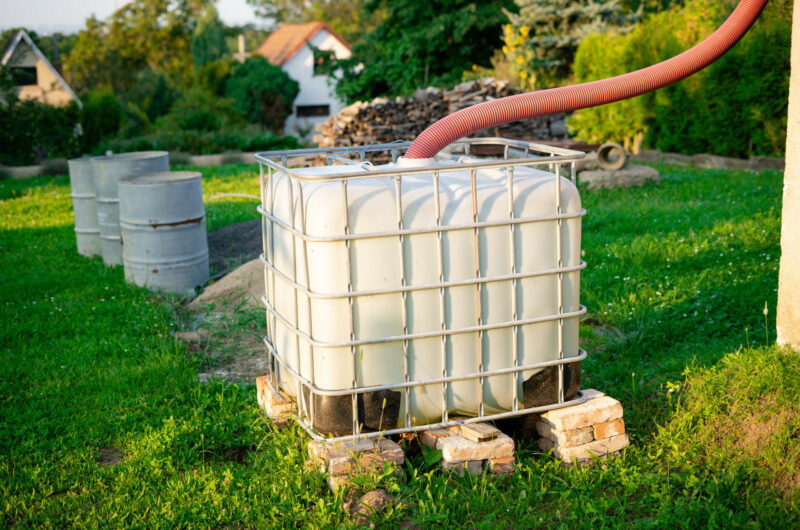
439, 432, 514, 462
443, 459, 484, 477
539, 391, 623, 431
553, 434, 630, 462
255, 375, 295, 422
593, 418, 626, 440
536, 422, 594, 447
487, 456, 515, 475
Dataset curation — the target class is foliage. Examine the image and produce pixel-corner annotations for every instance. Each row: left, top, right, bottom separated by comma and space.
245, 0, 385, 44
2, 163, 798, 525
64, 0, 214, 95
154, 87, 243, 133
196, 59, 234, 98
620, 0, 682, 12
191, 8, 229, 69
80, 91, 125, 152
503, 0, 639, 89
0, 95, 81, 165
95, 129, 299, 155
329, 0, 517, 103
569, 0, 789, 157
224, 57, 299, 132
125, 69, 179, 124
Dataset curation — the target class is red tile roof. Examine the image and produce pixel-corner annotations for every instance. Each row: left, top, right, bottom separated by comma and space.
255, 22, 351, 66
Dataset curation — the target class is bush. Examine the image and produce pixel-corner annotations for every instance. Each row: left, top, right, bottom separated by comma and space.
568, 0, 790, 157
0, 98, 82, 165
225, 57, 299, 132
95, 130, 299, 156
80, 91, 124, 151
154, 87, 243, 133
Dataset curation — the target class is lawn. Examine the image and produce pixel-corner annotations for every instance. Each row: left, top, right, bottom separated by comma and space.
1, 160, 798, 527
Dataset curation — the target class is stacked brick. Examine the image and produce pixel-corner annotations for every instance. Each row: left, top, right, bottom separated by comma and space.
308, 438, 405, 491
255, 375, 295, 425
420, 423, 515, 477
536, 389, 629, 463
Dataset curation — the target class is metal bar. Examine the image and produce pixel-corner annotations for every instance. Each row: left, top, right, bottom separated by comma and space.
267, 165, 279, 388
341, 179, 360, 437
555, 163, 565, 404
295, 391, 590, 443
263, 295, 585, 348
261, 253, 585, 300
433, 171, 448, 423
469, 168, 485, 418
286, 173, 306, 415
258, 205, 586, 243
507, 165, 519, 412
265, 335, 586, 396
394, 175, 412, 429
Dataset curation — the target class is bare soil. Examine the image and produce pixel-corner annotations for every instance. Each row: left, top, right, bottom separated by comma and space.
207, 219, 262, 276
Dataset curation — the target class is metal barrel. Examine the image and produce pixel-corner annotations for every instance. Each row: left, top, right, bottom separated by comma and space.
119, 171, 209, 294
67, 157, 101, 257
92, 151, 170, 265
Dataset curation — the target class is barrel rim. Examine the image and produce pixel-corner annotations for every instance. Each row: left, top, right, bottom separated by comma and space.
119, 171, 202, 186
91, 151, 169, 165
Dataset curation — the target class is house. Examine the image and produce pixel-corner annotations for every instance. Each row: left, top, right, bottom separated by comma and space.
1, 29, 82, 108
255, 22, 350, 138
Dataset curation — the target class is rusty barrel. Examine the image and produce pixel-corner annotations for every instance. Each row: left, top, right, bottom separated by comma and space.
67, 157, 101, 257
118, 171, 209, 293
92, 151, 169, 265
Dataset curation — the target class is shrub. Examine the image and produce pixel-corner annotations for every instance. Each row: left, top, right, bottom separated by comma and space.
154, 87, 243, 133
568, 0, 790, 157
80, 91, 124, 151
225, 57, 299, 132
95, 130, 299, 156
196, 59, 233, 97
0, 98, 82, 165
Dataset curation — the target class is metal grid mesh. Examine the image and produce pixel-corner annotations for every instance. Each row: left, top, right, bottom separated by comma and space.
255, 138, 588, 442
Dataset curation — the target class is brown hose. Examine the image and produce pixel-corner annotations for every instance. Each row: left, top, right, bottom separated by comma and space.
405, 0, 768, 159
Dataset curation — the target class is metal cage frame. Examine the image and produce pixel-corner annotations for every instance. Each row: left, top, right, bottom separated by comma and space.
255, 138, 588, 443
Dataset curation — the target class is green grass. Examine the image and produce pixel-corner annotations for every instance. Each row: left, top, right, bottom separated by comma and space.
1, 162, 798, 527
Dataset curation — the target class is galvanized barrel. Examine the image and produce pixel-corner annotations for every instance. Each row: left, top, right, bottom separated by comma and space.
67, 157, 101, 257
119, 171, 209, 294
92, 151, 169, 265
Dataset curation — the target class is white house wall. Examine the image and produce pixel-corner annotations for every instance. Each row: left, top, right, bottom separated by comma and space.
282, 30, 350, 140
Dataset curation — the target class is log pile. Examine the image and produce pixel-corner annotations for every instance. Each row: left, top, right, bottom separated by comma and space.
313, 78, 569, 149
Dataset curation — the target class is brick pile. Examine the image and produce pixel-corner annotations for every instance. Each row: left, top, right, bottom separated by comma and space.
536, 389, 629, 463
308, 438, 405, 491
420, 422, 515, 477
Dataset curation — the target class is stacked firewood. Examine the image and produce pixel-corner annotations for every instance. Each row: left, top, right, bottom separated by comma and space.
313, 78, 569, 148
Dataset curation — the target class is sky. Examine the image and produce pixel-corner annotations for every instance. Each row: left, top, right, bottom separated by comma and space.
0, 0, 262, 34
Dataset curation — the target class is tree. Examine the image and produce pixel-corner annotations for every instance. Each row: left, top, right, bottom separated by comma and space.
64, 0, 214, 95
246, 0, 384, 44
328, 0, 517, 103
191, 7, 229, 69
505, 0, 639, 88
225, 57, 299, 132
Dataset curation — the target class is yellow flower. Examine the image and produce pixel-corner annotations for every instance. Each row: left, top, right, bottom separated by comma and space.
520, 25, 530, 38
505, 24, 512, 33
472, 64, 477, 71
516, 55, 525, 64
502, 45, 509, 55
519, 70, 528, 79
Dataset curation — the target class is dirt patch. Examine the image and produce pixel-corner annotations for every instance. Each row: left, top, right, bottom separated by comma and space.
180, 258, 267, 385
95, 446, 123, 467
207, 219, 262, 275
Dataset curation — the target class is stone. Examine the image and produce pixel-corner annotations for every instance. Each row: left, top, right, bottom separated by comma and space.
552, 434, 630, 462
593, 418, 626, 440
443, 459, 485, 477
578, 164, 660, 190
353, 489, 394, 524
539, 392, 623, 431
536, 422, 594, 448
487, 456, 515, 475
438, 433, 514, 462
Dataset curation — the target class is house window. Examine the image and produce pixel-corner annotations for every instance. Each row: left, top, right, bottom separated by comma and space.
296, 105, 330, 117
10, 67, 37, 86
313, 49, 335, 76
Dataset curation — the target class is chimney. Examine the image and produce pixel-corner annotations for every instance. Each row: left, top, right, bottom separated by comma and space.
237, 34, 246, 64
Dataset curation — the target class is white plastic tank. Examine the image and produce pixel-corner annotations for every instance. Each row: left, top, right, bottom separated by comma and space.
263, 154, 583, 433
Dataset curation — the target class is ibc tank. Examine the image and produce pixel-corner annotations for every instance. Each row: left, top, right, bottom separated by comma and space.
92, 152, 169, 265
67, 157, 101, 257
118, 171, 209, 293
262, 153, 584, 436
